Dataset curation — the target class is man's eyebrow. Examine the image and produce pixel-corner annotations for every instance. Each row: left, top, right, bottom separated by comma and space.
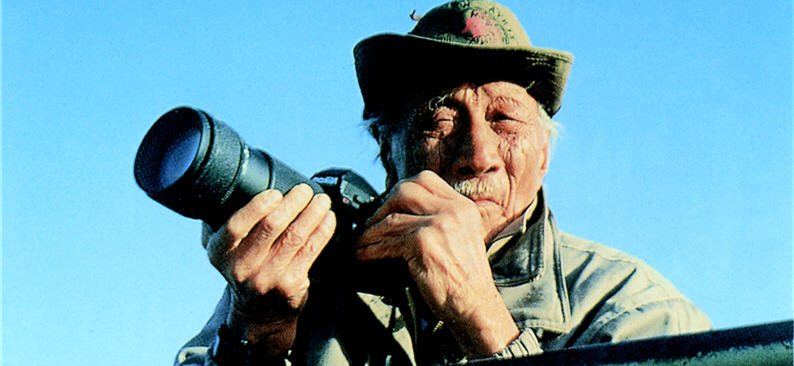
487, 96, 534, 122
490, 96, 523, 108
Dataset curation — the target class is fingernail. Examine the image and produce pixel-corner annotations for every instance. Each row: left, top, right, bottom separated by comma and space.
316, 193, 332, 207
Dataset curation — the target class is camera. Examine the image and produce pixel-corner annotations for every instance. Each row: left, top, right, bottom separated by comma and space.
134, 107, 386, 288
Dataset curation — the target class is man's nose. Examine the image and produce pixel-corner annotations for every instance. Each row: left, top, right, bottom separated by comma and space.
453, 117, 502, 178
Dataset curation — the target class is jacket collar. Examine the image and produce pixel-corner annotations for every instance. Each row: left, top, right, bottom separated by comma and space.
486, 189, 572, 333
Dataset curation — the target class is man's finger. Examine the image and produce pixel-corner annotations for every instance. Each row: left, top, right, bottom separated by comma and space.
355, 234, 410, 262
291, 210, 337, 275
233, 184, 314, 266
367, 181, 439, 225
412, 170, 461, 198
269, 193, 333, 263
207, 189, 284, 262
225, 189, 284, 244
359, 212, 426, 248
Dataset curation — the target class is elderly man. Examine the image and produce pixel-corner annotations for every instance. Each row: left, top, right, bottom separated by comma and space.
176, 1, 711, 365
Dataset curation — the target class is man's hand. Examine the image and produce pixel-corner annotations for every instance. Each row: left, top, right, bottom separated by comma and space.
203, 183, 336, 356
356, 171, 519, 357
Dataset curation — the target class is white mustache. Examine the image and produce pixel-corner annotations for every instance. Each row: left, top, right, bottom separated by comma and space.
452, 179, 493, 198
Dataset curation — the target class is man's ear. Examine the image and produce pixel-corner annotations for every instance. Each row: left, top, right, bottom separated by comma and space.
538, 133, 551, 176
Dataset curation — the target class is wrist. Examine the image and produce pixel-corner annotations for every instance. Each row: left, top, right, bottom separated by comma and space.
211, 323, 288, 365
225, 309, 299, 355
450, 300, 519, 357
455, 321, 519, 357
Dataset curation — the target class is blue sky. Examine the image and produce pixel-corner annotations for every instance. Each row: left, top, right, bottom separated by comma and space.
3, 1, 792, 365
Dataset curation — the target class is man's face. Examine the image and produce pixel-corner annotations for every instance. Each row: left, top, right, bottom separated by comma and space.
388, 81, 550, 240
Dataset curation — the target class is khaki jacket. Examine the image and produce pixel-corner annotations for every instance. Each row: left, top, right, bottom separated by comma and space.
176, 192, 711, 365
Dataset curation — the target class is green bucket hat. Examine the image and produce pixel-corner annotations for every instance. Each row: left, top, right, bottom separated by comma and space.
354, 0, 574, 119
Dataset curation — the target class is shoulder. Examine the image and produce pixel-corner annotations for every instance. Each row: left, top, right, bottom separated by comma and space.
559, 231, 652, 268
557, 231, 675, 293
555, 231, 712, 343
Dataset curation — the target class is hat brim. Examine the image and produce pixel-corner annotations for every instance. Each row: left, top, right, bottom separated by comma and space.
354, 33, 573, 118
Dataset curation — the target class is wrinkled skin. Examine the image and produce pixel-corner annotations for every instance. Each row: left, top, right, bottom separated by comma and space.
201, 80, 550, 359
202, 185, 336, 356
357, 81, 550, 356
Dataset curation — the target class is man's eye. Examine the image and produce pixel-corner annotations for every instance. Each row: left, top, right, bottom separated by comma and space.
491, 111, 524, 122
491, 114, 529, 135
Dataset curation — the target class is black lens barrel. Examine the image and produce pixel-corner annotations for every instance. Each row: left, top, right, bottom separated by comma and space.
134, 107, 322, 228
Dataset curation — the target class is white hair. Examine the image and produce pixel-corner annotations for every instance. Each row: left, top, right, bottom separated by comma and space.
452, 179, 494, 197
537, 103, 562, 148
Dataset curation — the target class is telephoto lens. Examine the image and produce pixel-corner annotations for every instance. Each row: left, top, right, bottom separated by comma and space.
134, 107, 323, 229
134, 106, 410, 295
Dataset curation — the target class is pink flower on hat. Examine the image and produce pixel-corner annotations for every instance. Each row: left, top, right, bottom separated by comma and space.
461, 11, 503, 45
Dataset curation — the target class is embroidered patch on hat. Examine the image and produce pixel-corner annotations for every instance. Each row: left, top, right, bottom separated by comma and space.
461, 10, 503, 45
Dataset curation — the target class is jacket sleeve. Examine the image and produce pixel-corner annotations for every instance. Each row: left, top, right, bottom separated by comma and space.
174, 288, 232, 366
581, 296, 712, 345
491, 328, 543, 358
175, 346, 214, 366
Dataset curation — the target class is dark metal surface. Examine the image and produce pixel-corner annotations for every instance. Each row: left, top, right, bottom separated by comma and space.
469, 320, 793, 366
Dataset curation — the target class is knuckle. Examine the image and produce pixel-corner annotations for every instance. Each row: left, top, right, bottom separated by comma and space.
416, 170, 435, 181
384, 212, 401, 226
279, 225, 306, 248
394, 182, 411, 197
281, 272, 304, 289
250, 274, 275, 296
229, 264, 252, 285
417, 170, 442, 185
259, 214, 286, 238
393, 175, 412, 188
